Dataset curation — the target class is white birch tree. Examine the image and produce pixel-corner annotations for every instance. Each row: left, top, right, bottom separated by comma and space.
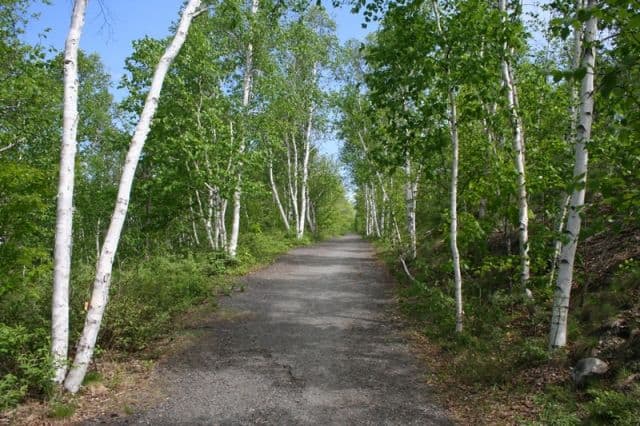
64, 0, 203, 392
498, 0, 531, 293
52, 0, 88, 384
404, 156, 418, 260
549, 0, 598, 350
432, 0, 464, 332
228, 0, 259, 257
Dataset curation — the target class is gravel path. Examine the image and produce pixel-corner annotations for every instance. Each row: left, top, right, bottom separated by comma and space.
112, 234, 450, 425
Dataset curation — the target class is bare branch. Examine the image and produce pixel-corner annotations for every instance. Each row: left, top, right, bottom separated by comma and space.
0, 143, 16, 154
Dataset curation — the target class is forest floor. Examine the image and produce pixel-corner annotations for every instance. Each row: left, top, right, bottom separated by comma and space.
75, 234, 451, 424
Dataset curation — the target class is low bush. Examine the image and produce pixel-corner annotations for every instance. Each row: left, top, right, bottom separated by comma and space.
0, 325, 52, 410
0, 230, 310, 410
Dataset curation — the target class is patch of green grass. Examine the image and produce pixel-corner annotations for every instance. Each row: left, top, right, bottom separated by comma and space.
47, 401, 76, 419
82, 371, 102, 385
585, 386, 640, 425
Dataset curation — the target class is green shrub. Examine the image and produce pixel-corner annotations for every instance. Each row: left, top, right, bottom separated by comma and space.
514, 338, 550, 368
585, 387, 640, 425
533, 385, 580, 426
48, 401, 75, 419
101, 255, 210, 351
0, 324, 52, 410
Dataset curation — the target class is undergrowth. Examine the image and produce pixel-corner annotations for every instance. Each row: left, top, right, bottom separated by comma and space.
0, 230, 309, 410
377, 239, 640, 424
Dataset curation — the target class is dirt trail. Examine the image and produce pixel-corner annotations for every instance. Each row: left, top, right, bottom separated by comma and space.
108, 234, 450, 425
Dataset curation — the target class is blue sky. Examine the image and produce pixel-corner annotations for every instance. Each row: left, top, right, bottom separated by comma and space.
23, 0, 376, 157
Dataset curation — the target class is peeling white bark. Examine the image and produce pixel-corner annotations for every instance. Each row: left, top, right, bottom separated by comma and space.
189, 196, 200, 246
63, 0, 202, 392
297, 68, 315, 240
448, 88, 464, 334
549, 0, 597, 350
269, 156, 290, 231
499, 0, 531, 293
228, 0, 259, 257
433, 0, 463, 332
404, 157, 418, 260
52, 0, 88, 384
549, 194, 571, 287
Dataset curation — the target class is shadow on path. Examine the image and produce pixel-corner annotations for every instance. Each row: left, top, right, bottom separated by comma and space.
95, 234, 451, 425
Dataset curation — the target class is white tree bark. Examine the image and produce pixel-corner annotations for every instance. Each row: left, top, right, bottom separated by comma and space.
63, 0, 202, 392
549, 0, 597, 350
448, 88, 464, 333
194, 188, 215, 250
370, 184, 381, 238
285, 135, 300, 232
499, 0, 531, 293
217, 197, 228, 250
570, 0, 585, 140
404, 157, 418, 260
189, 196, 200, 246
549, 194, 571, 287
432, 0, 463, 332
364, 185, 371, 236
52, 0, 88, 384
297, 73, 315, 240
228, 0, 259, 257
269, 156, 290, 231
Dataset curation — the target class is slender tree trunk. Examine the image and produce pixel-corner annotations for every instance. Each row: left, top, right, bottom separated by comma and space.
269, 156, 290, 231
448, 88, 464, 333
194, 189, 215, 250
286, 135, 300, 233
549, 0, 597, 350
189, 196, 200, 246
499, 0, 531, 293
52, 0, 88, 384
404, 157, 418, 260
218, 198, 228, 250
370, 184, 381, 238
364, 186, 371, 236
298, 75, 315, 240
63, 0, 202, 392
207, 185, 218, 250
432, 0, 463, 332
228, 0, 259, 257
549, 194, 571, 287
570, 0, 585, 140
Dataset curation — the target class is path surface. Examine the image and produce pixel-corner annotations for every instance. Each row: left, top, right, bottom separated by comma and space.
116, 234, 450, 425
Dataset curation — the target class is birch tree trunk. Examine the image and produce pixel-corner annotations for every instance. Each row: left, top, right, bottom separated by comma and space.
218, 198, 228, 250
448, 88, 464, 333
549, 0, 597, 350
364, 185, 371, 236
189, 196, 200, 246
269, 156, 290, 231
194, 188, 215, 250
228, 0, 259, 257
432, 0, 463, 332
404, 157, 418, 260
369, 183, 381, 238
52, 0, 88, 384
549, 194, 571, 287
64, 0, 202, 392
499, 0, 531, 293
297, 77, 315, 240
286, 135, 300, 233
570, 0, 585, 140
